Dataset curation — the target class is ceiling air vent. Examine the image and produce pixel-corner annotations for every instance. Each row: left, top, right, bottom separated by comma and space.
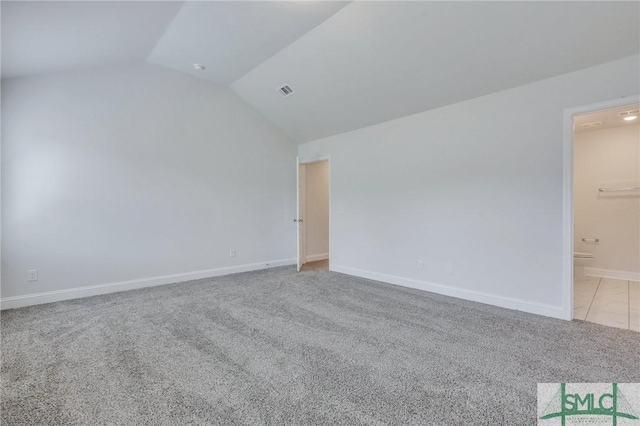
619, 110, 639, 117
581, 121, 602, 129
277, 85, 295, 97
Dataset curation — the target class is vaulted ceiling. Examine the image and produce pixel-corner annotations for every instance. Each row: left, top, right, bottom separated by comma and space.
2, 1, 639, 143
1, 1, 183, 78
147, 1, 349, 85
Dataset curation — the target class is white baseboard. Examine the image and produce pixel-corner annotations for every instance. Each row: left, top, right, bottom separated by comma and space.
330, 265, 565, 320
0, 258, 296, 310
305, 253, 329, 262
585, 267, 640, 281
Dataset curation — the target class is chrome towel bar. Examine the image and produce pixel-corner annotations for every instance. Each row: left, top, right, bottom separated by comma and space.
599, 187, 640, 192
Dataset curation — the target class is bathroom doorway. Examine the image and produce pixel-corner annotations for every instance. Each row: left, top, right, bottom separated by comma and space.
566, 98, 639, 331
296, 158, 330, 272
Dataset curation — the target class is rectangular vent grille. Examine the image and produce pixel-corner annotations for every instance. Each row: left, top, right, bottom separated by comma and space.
619, 110, 639, 116
277, 85, 295, 97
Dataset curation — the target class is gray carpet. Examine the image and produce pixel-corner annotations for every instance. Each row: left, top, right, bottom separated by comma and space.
2, 267, 639, 425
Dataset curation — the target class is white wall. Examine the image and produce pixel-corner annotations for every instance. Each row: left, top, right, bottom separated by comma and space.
299, 55, 639, 318
574, 124, 640, 277
1, 63, 297, 304
304, 161, 329, 260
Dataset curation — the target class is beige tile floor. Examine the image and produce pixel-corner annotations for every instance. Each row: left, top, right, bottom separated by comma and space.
574, 275, 640, 331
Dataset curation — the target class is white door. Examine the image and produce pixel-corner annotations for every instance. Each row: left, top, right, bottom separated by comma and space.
297, 160, 306, 271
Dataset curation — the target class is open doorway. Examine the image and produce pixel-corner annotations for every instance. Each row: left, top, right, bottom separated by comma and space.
565, 98, 639, 331
297, 159, 330, 272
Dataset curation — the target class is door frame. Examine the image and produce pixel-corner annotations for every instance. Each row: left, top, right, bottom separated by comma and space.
561, 94, 639, 320
296, 160, 307, 271
297, 155, 331, 271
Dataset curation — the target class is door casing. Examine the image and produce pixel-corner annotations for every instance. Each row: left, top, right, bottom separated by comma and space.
561, 94, 639, 320
296, 156, 331, 272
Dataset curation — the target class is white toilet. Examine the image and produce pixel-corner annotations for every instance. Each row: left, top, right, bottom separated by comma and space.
574, 252, 594, 280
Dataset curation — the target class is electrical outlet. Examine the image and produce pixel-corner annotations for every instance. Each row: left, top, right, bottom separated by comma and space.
27, 269, 38, 282
229, 249, 236, 258
417, 260, 424, 270
446, 263, 454, 275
